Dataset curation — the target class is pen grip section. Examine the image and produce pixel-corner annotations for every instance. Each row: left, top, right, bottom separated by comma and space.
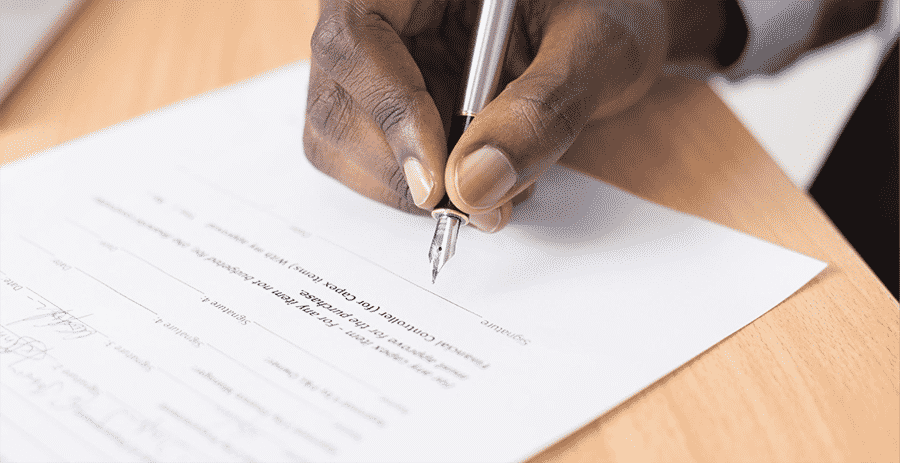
435, 114, 476, 212
447, 114, 475, 153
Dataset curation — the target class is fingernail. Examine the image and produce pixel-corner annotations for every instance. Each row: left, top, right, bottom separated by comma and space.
456, 146, 516, 210
403, 157, 434, 207
468, 209, 503, 233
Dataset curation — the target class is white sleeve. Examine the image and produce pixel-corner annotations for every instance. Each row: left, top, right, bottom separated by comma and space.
729, 0, 828, 77
728, 0, 899, 78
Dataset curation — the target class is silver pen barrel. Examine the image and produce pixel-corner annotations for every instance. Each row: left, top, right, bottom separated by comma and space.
429, 0, 517, 282
460, 0, 518, 116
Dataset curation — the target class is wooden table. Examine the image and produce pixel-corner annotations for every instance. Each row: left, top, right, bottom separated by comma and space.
2, 2, 897, 461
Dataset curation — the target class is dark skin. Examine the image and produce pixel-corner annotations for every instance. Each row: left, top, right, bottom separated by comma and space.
304, 0, 667, 232
304, 0, 880, 232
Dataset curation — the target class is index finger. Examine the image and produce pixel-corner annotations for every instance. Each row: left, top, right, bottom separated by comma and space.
311, 0, 448, 209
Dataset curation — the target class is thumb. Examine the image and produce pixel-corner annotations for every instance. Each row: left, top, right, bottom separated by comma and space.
445, 1, 665, 215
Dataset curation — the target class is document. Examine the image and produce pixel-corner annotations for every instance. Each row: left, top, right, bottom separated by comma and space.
0, 62, 826, 462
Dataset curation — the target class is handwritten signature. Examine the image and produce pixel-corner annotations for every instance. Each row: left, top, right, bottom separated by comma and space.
8, 297, 96, 340
0, 328, 48, 362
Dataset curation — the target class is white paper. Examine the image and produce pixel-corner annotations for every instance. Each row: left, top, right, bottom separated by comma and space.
0, 62, 826, 463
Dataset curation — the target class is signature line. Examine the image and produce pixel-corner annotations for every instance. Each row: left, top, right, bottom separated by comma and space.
63, 217, 204, 295
18, 236, 54, 256
120, 249, 203, 294
73, 267, 158, 316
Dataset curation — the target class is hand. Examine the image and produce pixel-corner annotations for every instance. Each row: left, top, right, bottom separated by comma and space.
304, 0, 667, 232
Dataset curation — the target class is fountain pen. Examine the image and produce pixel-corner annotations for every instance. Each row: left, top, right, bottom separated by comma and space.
429, 0, 517, 283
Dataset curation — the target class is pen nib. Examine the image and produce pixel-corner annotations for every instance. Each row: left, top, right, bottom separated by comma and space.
429, 212, 462, 283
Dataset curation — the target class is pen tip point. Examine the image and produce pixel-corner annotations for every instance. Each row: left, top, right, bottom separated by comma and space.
431, 268, 438, 284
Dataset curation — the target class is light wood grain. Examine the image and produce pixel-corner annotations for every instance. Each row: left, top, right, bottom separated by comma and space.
0, 0, 316, 161
1, 1, 897, 461
545, 76, 900, 462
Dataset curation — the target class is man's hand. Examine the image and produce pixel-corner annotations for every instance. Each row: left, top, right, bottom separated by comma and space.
304, 0, 667, 232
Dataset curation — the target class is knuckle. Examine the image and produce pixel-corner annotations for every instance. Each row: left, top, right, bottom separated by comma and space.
370, 89, 412, 135
365, 86, 427, 136
307, 79, 355, 143
509, 94, 552, 139
311, 13, 392, 83
311, 15, 358, 78
509, 74, 567, 113
311, 12, 424, 139
508, 77, 584, 141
